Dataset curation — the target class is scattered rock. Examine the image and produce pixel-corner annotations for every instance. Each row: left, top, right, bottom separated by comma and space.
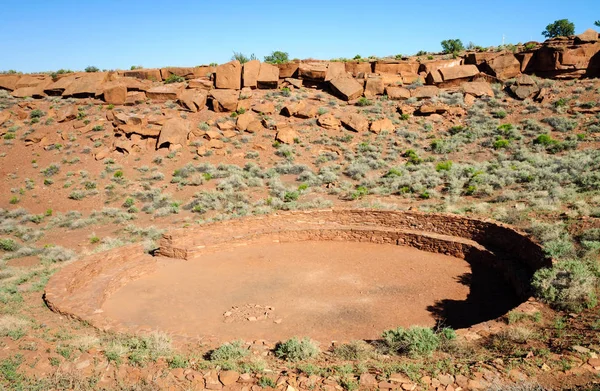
386, 86, 411, 100
329, 76, 364, 101
210, 89, 239, 112
370, 118, 394, 134
157, 117, 190, 149
317, 113, 341, 130
276, 127, 299, 144
341, 113, 369, 132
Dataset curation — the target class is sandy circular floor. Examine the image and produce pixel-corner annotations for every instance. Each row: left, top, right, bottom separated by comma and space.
102, 240, 481, 341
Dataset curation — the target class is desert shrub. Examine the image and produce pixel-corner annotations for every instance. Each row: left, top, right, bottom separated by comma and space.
41, 164, 60, 177
356, 97, 372, 106
0, 238, 18, 252
274, 337, 320, 362
29, 109, 44, 119
0, 315, 29, 340
39, 245, 76, 263
210, 340, 249, 361
85, 66, 99, 73
231, 52, 256, 64
542, 116, 577, 132
532, 260, 598, 312
333, 341, 372, 360
382, 326, 440, 357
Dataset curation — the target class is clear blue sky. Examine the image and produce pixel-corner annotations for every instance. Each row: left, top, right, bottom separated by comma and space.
1, 0, 598, 73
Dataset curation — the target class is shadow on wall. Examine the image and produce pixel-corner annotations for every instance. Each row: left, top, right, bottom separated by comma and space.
427, 251, 527, 329
586, 51, 600, 77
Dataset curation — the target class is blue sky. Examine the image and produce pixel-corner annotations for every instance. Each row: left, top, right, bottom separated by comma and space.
1, 0, 598, 73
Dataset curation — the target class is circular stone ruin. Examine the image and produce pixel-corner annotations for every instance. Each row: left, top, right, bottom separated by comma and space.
45, 209, 550, 343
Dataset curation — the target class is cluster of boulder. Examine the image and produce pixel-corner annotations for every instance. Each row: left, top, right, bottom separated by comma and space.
0, 29, 598, 106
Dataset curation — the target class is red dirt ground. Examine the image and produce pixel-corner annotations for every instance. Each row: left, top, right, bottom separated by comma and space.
102, 240, 471, 342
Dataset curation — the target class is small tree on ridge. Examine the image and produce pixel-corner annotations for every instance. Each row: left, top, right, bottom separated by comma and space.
542, 19, 575, 38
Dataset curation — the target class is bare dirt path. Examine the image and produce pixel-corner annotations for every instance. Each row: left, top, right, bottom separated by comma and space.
103, 241, 474, 342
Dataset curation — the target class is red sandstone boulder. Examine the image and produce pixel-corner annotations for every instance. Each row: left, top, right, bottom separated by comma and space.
157, 117, 190, 148
345, 61, 372, 77
236, 112, 255, 131
486, 53, 521, 80
438, 65, 479, 81
317, 113, 341, 130
102, 83, 127, 105
370, 118, 394, 134
575, 29, 599, 44
0, 74, 20, 91
411, 86, 439, 99
385, 86, 411, 100
62, 73, 108, 97
277, 62, 299, 78
341, 113, 369, 132
160, 67, 198, 80
325, 62, 346, 81
188, 78, 213, 90
125, 91, 147, 105
210, 89, 239, 112
122, 69, 162, 81
364, 77, 384, 97
179, 89, 207, 112
329, 76, 364, 101
275, 126, 299, 144
216, 60, 242, 90
461, 81, 493, 98
242, 60, 260, 88
298, 63, 328, 81
419, 59, 462, 74
146, 83, 185, 101
374, 61, 420, 74
257, 63, 279, 89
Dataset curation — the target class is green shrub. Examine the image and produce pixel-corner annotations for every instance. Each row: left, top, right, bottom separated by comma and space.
210, 340, 249, 361
264, 51, 289, 64
0, 239, 18, 252
356, 97, 372, 106
274, 337, 319, 362
164, 74, 185, 84
493, 138, 510, 149
436, 161, 453, 172
85, 66, 99, 73
403, 149, 422, 165
542, 19, 575, 39
532, 260, 598, 312
29, 109, 45, 119
382, 326, 441, 357
258, 376, 276, 388
440, 39, 464, 54
231, 52, 256, 64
